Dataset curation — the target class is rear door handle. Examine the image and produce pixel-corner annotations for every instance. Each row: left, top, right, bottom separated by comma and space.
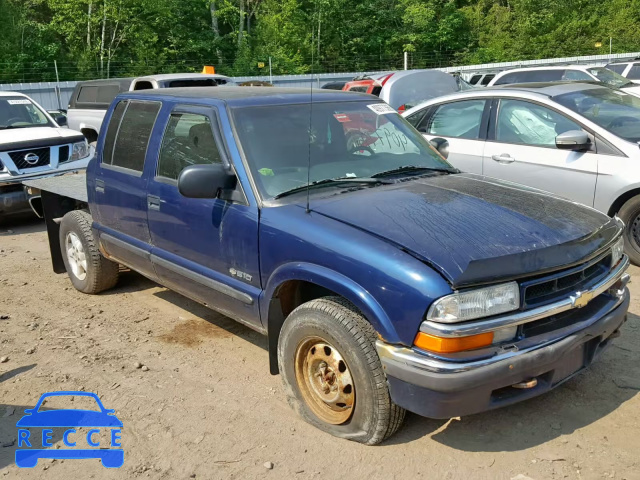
147, 195, 161, 211
491, 154, 515, 164
95, 179, 105, 193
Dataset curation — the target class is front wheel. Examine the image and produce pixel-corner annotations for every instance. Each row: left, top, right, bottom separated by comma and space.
618, 195, 640, 265
277, 297, 405, 445
59, 210, 119, 294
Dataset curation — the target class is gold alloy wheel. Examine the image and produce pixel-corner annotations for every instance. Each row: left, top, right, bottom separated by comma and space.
294, 336, 355, 425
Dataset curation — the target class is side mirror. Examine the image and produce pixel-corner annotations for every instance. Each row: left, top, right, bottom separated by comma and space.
429, 137, 450, 159
556, 130, 590, 151
178, 164, 236, 199
54, 115, 67, 127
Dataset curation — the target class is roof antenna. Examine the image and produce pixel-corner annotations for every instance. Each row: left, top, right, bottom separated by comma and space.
306, 9, 316, 214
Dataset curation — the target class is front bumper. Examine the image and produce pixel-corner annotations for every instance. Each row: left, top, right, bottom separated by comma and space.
377, 265, 631, 419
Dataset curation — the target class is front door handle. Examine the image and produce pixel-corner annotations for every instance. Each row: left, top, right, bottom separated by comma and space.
147, 195, 161, 211
491, 154, 515, 164
95, 179, 105, 193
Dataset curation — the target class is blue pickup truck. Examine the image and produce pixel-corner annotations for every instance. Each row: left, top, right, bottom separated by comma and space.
26, 87, 630, 445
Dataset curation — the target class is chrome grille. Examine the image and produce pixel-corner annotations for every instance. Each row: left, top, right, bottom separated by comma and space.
8, 148, 50, 169
522, 253, 612, 309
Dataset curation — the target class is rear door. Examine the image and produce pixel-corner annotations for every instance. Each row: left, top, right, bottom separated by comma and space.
482, 98, 598, 207
92, 99, 161, 277
146, 104, 262, 329
414, 99, 489, 174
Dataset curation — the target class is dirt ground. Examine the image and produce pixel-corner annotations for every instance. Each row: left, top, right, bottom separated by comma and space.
1, 216, 639, 480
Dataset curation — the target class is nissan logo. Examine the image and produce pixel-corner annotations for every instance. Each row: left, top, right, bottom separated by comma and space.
24, 153, 39, 165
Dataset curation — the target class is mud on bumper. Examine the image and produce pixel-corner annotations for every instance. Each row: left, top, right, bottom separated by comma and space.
378, 291, 630, 419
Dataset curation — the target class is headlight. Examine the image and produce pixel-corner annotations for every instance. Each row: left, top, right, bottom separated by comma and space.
427, 281, 520, 323
611, 236, 624, 268
70, 141, 90, 161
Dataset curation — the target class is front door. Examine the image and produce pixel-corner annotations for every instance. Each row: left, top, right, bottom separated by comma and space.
417, 99, 488, 174
483, 98, 598, 207
146, 105, 262, 329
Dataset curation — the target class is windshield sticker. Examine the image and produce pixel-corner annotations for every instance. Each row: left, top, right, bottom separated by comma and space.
333, 113, 351, 123
7, 99, 32, 105
367, 103, 396, 115
258, 168, 275, 176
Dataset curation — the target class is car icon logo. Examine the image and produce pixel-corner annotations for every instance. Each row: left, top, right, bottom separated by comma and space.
15, 391, 124, 468
23, 153, 40, 165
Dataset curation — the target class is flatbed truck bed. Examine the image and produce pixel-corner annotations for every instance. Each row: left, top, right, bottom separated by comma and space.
22, 172, 89, 273
23, 172, 88, 203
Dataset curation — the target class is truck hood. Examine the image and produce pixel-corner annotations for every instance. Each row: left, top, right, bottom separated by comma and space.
310, 173, 620, 287
0, 126, 81, 145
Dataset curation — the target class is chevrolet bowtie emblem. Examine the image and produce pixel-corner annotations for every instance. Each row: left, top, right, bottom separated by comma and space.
570, 290, 594, 308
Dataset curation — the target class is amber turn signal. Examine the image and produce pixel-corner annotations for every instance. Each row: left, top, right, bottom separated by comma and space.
414, 331, 494, 353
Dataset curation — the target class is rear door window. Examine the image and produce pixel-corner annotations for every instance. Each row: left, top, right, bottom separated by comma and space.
102, 100, 128, 165
107, 101, 161, 172
426, 100, 487, 139
469, 75, 482, 85
157, 112, 223, 181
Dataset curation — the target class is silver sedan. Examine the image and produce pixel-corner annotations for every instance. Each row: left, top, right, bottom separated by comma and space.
402, 82, 640, 263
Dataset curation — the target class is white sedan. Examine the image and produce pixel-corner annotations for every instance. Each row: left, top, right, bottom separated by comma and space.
402, 82, 640, 263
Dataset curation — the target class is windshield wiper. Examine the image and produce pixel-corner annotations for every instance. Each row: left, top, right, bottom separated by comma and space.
371, 165, 457, 178
274, 177, 392, 199
0, 125, 35, 130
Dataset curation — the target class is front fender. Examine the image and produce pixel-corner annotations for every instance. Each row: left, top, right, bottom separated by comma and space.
261, 262, 400, 344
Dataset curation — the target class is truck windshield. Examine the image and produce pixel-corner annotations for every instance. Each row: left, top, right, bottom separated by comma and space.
232, 101, 453, 199
0, 96, 51, 129
554, 87, 640, 143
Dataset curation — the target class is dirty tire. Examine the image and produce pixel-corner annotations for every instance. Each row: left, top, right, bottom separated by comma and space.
59, 209, 119, 294
618, 195, 640, 265
278, 296, 405, 445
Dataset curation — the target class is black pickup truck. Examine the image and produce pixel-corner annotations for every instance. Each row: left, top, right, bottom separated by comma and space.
26, 87, 631, 444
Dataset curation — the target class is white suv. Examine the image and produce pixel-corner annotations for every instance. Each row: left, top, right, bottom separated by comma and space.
0, 91, 91, 219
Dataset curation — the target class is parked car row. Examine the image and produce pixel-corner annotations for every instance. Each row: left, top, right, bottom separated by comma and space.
21, 84, 630, 446
66, 73, 236, 145
2, 64, 636, 445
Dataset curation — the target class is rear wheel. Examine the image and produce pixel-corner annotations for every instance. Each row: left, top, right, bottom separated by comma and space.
278, 297, 405, 445
59, 210, 119, 294
618, 195, 640, 265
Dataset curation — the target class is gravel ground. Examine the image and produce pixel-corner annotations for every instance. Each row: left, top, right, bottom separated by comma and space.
1, 216, 639, 480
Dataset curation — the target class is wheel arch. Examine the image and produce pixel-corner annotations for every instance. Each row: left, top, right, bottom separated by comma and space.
263, 263, 398, 375
80, 127, 99, 144
607, 187, 640, 217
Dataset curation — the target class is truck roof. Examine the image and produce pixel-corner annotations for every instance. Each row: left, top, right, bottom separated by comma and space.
0, 91, 26, 97
123, 86, 374, 106
135, 73, 232, 81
